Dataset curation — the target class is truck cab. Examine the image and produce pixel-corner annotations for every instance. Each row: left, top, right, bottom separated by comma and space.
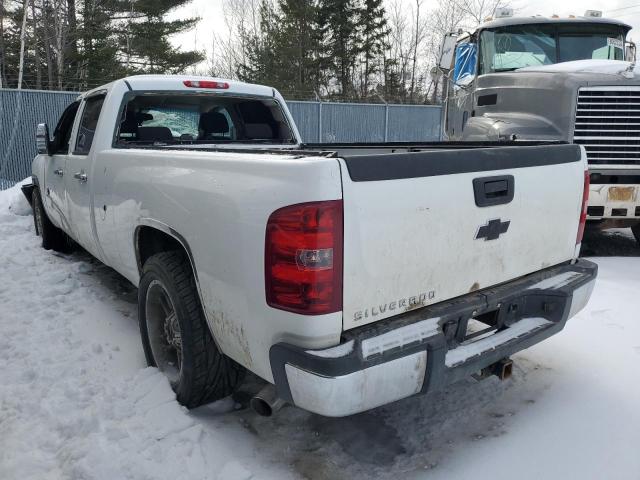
440, 13, 640, 243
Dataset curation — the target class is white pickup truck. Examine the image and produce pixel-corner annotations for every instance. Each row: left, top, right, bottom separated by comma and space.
23, 75, 597, 417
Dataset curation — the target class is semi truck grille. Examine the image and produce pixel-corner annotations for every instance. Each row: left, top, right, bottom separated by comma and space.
574, 87, 640, 165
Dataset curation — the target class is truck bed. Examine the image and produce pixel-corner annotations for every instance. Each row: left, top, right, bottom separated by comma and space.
118, 140, 568, 158
106, 139, 586, 332
301, 140, 568, 156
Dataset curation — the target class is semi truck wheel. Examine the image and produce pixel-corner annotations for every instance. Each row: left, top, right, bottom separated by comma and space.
138, 251, 245, 408
32, 188, 71, 252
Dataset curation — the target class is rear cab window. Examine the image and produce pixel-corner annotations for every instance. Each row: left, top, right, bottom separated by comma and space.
114, 93, 295, 146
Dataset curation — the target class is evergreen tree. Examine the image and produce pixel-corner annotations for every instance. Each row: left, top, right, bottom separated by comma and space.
117, 0, 203, 74
0, 2, 6, 86
380, 55, 405, 102
0, 0, 203, 90
318, 0, 360, 98
275, 0, 324, 97
237, 1, 282, 87
238, 0, 326, 99
359, 0, 387, 98
79, 0, 125, 88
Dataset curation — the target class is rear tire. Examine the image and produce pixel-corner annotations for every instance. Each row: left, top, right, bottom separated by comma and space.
138, 251, 245, 408
32, 187, 71, 252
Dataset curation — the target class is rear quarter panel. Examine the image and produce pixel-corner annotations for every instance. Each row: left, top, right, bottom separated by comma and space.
93, 148, 343, 382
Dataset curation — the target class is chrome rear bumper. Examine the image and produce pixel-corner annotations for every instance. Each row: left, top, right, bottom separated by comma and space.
269, 260, 597, 417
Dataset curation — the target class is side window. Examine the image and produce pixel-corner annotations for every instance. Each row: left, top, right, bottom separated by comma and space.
75, 95, 106, 155
51, 101, 80, 154
453, 42, 478, 85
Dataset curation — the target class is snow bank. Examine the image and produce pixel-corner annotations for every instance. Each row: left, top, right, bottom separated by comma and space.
0, 178, 33, 216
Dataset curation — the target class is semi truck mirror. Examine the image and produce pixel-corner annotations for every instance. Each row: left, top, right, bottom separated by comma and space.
36, 123, 52, 156
453, 43, 478, 87
438, 33, 458, 71
626, 42, 637, 64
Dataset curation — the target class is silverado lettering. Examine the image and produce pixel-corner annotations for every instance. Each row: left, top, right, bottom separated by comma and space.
353, 291, 436, 321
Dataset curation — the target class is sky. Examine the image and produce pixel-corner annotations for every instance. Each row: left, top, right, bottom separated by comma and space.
169, 0, 640, 63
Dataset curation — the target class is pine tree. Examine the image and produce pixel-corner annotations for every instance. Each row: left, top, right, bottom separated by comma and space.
318, 0, 360, 98
0, 1, 6, 87
238, 0, 326, 99
118, 0, 203, 74
380, 55, 405, 102
78, 0, 125, 89
2, 2, 28, 87
359, 0, 387, 98
237, 1, 282, 87
0, 0, 204, 90
275, 0, 324, 97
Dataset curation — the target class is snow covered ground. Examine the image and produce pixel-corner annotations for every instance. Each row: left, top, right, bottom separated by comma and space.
0, 181, 638, 480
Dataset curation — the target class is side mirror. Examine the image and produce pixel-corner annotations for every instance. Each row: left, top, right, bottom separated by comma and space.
626, 41, 636, 64
453, 43, 478, 87
438, 33, 458, 71
36, 123, 52, 155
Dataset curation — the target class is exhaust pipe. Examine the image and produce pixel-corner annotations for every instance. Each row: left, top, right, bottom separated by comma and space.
250, 384, 286, 417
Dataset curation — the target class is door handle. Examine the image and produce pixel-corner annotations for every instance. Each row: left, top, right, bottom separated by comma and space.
473, 175, 514, 207
484, 180, 509, 197
54, 168, 64, 177
74, 171, 88, 183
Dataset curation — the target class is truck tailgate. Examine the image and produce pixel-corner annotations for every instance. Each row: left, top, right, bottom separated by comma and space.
339, 144, 585, 330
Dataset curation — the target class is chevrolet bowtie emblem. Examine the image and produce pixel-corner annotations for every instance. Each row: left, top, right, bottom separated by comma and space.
476, 219, 510, 241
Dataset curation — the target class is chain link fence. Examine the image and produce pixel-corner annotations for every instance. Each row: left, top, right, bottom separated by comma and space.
0, 89, 79, 189
289, 101, 442, 143
0, 89, 442, 189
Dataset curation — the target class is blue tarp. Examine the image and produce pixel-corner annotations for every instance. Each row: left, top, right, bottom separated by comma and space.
453, 43, 477, 83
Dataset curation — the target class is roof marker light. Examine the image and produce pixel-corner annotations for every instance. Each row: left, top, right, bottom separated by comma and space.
584, 10, 602, 18
183, 80, 230, 89
495, 8, 513, 18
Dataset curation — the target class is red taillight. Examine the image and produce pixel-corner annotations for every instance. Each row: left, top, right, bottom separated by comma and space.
183, 80, 229, 89
577, 170, 590, 245
265, 200, 343, 315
